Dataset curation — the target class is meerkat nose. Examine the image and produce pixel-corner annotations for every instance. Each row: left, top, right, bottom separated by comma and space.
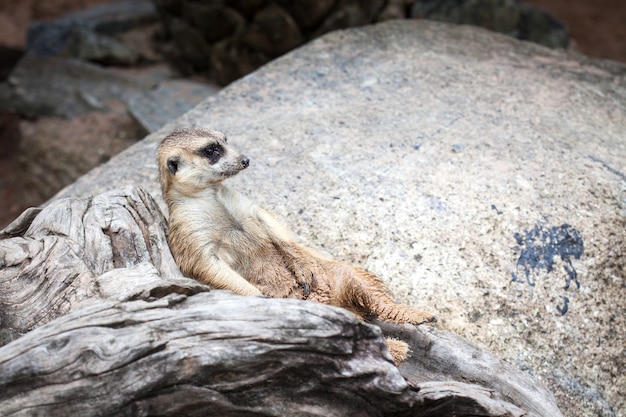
241, 157, 250, 168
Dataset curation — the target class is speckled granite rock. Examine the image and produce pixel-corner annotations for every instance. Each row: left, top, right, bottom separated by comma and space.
53, 20, 626, 417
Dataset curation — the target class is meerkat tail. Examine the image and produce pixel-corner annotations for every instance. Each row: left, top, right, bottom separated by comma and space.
385, 338, 409, 365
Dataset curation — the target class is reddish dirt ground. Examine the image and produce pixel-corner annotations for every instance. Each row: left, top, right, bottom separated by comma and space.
0, 0, 625, 228
525, 0, 626, 62
0, 0, 113, 48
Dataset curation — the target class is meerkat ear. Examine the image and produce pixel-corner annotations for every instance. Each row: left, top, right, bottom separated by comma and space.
167, 157, 180, 174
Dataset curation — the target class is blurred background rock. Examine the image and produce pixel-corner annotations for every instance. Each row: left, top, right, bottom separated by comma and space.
153, 0, 570, 85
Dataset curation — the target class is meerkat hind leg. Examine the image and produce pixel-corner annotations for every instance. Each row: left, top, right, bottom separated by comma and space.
337, 266, 436, 325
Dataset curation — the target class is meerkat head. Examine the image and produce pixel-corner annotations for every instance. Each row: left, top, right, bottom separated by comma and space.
157, 127, 250, 196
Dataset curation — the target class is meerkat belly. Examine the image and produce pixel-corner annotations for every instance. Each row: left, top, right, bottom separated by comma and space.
219, 223, 298, 294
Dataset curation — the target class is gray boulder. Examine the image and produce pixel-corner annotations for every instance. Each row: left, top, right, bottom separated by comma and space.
0, 54, 154, 118
126, 79, 220, 133
59, 26, 141, 65
27, 0, 157, 62
411, 0, 569, 48
53, 20, 625, 417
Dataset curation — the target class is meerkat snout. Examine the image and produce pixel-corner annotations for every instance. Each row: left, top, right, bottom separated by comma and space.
241, 157, 250, 168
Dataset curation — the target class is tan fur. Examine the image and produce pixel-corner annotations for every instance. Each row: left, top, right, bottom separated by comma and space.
157, 127, 436, 364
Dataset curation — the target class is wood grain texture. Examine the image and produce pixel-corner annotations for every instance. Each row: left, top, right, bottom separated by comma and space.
382, 321, 563, 417
0, 185, 188, 341
0, 186, 563, 416
0, 291, 537, 417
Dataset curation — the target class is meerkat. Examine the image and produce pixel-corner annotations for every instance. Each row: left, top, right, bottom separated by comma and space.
157, 127, 436, 364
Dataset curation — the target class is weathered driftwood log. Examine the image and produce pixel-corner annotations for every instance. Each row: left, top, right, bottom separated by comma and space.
1, 291, 538, 417
0, 186, 202, 343
0, 187, 563, 416
382, 322, 561, 417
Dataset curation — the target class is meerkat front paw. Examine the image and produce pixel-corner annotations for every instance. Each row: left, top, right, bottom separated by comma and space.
281, 245, 316, 297
301, 282, 311, 298
292, 263, 314, 298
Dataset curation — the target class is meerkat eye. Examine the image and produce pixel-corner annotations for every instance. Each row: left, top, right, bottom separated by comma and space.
200, 143, 223, 164
204, 145, 218, 156
167, 157, 179, 174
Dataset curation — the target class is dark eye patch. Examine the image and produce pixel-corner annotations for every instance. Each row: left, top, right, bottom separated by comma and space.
199, 143, 224, 164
